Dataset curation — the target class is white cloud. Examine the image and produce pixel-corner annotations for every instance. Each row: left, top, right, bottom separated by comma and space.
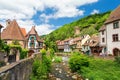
36, 24, 55, 35
0, 19, 55, 36
0, 0, 44, 20
91, 9, 100, 15
0, 0, 99, 35
40, 0, 98, 22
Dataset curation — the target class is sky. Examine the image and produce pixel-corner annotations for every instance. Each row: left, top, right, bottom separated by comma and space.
0, 0, 120, 35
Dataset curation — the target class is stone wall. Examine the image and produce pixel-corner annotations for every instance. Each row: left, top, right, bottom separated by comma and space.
0, 51, 7, 62
0, 56, 34, 80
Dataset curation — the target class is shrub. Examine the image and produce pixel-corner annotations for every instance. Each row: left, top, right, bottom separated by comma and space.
69, 53, 89, 72
53, 56, 62, 63
30, 49, 51, 80
40, 49, 46, 56
20, 49, 28, 59
12, 40, 20, 45
0, 40, 10, 53
31, 58, 48, 80
114, 56, 120, 64
49, 48, 55, 58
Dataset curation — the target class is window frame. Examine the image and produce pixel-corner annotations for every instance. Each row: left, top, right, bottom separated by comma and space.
102, 38, 105, 43
112, 34, 119, 42
102, 31, 104, 35
113, 21, 119, 29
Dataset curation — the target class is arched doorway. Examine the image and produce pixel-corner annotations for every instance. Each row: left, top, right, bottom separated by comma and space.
28, 50, 34, 57
113, 48, 120, 56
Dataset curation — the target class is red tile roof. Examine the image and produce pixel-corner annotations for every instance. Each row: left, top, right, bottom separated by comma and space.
105, 5, 120, 24
99, 25, 106, 31
89, 36, 99, 47
57, 40, 64, 46
20, 28, 26, 37
26, 26, 43, 42
70, 37, 81, 45
1, 19, 25, 41
64, 38, 72, 42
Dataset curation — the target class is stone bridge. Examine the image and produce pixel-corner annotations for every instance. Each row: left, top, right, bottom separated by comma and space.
0, 53, 41, 80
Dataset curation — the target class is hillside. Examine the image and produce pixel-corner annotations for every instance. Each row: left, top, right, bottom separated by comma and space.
45, 11, 110, 42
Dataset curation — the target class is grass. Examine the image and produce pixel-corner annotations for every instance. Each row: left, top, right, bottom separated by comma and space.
69, 52, 120, 80
81, 58, 120, 80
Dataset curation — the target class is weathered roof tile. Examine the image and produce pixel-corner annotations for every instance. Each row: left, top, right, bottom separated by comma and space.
1, 19, 25, 41
105, 5, 120, 24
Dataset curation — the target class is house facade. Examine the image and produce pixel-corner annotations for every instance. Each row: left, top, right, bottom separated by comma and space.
70, 37, 82, 51
1, 19, 25, 48
26, 26, 43, 52
81, 35, 91, 46
89, 36, 102, 55
64, 38, 73, 52
82, 40, 91, 55
99, 6, 120, 56
81, 35, 102, 55
56, 40, 64, 52
1, 19, 25, 63
99, 25, 107, 54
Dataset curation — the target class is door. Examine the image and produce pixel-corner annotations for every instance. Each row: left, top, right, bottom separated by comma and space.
113, 48, 120, 56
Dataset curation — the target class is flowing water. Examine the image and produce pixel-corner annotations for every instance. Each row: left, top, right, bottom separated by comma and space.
48, 55, 82, 80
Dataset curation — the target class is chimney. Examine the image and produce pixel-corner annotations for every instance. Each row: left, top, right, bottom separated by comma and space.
6, 19, 11, 26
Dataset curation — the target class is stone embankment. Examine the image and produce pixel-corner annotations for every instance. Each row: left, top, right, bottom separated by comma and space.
0, 53, 41, 80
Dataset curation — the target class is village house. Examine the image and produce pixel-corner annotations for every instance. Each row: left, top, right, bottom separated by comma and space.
26, 26, 43, 53
56, 40, 64, 52
1, 19, 43, 62
89, 36, 102, 55
99, 25, 107, 55
81, 39, 91, 55
99, 5, 120, 56
70, 37, 82, 51
64, 38, 73, 52
1, 19, 26, 48
56, 35, 91, 53
80, 35, 91, 54
81, 35, 103, 56
1, 19, 26, 63
81, 35, 91, 46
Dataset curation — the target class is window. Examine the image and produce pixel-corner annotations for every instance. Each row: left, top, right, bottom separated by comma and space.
113, 22, 119, 29
102, 38, 105, 42
102, 31, 104, 35
112, 34, 119, 41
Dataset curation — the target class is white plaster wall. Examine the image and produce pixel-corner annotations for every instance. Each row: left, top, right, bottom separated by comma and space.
81, 35, 90, 45
99, 30, 106, 46
106, 20, 120, 54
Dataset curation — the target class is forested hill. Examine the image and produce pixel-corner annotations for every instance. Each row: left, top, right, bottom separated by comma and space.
45, 11, 111, 41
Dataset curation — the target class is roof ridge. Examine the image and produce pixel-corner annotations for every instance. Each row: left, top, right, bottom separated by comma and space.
105, 5, 120, 24
1, 19, 25, 41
